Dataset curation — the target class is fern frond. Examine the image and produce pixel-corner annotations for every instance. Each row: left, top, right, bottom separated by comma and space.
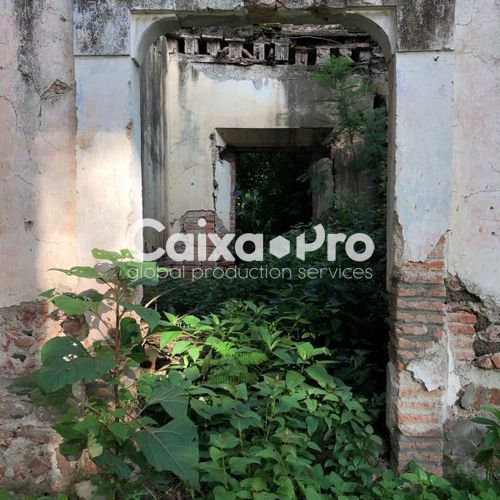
235, 349, 268, 366
205, 336, 236, 357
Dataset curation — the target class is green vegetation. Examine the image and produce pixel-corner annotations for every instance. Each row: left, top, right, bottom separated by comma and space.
235, 150, 312, 237
6, 250, 499, 499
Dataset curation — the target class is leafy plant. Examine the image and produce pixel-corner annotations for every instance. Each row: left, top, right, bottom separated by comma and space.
11, 249, 199, 498
313, 56, 387, 181
472, 405, 500, 479
148, 301, 382, 498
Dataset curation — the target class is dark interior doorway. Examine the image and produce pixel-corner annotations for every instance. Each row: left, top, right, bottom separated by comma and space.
234, 150, 314, 237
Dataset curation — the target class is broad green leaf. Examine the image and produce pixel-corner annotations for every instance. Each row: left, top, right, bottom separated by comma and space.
210, 432, 240, 449
88, 433, 103, 458
159, 330, 182, 349
472, 417, 497, 426
251, 477, 267, 492
236, 491, 252, 499
107, 422, 131, 443
51, 266, 100, 279
93, 450, 132, 480
164, 312, 178, 324
184, 366, 200, 382
41, 336, 89, 365
120, 317, 141, 347
183, 315, 201, 327
306, 416, 319, 436
74, 414, 100, 435
228, 457, 260, 475
136, 417, 199, 486
35, 354, 113, 392
297, 342, 315, 360
341, 410, 353, 425
188, 345, 202, 362
286, 370, 305, 389
35, 339, 113, 392
304, 486, 322, 500
40, 288, 57, 298
92, 249, 123, 262
117, 261, 159, 286
255, 448, 277, 459
212, 487, 236, 500
305, 364, 334, 388
120, 302, 161, 330
172, 340, 193, 356
235, 383, 248, 400
209, 446, 227, 461
120, 249, 134, 258
146, 379, 188, 419
53, 295, 89, 315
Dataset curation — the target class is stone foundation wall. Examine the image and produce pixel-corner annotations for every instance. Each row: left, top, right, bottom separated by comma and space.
0, 302, 78, 494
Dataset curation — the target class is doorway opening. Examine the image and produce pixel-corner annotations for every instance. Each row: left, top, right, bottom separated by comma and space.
233, 150, 313, 238
140, 20, 393, 483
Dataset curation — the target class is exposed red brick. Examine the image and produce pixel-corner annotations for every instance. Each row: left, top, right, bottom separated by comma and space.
397, 452, 443, 463
395, 311, 443, 324
394, 338, 436, 350
27, 457, 50, 477
16, 307, 37, 326
399, 388, 444, 398
13, 336, 35, 349
396, 299, 444, 311
398, 414, 441, 425
395, 285, 446, 298
398, 400, 441, 412
474, 355, 494, 369
399, 270, 444, 285
488, 389, 500, 405
448, 322, 475, 335
395, 324, 428, 335
428, 236, 446, 259
447, 311, 477, 324
405, 260, 444, 271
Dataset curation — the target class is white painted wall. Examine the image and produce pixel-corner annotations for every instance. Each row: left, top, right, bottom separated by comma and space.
162, 59, 331, 232
448, 0, 500, 306
0, 1, 77, 308
393, 51, 454, 263
75, 57, 143, 266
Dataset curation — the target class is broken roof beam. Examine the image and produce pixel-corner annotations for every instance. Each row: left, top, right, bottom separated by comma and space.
274, 41, 289, 62
181, 35, 199, 55
294, 46, 308, 66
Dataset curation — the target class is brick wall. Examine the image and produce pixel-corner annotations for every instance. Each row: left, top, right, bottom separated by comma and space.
443, 276, 500, 470
163, 210, 235, 276
388, 237, 447, 474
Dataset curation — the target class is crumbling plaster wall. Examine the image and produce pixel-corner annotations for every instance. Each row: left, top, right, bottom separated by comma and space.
449, 0, 500, 307
0, 0, 77, 309
161, 55, 333, 234
0, 0, 79, 492
443, 0, 500, 471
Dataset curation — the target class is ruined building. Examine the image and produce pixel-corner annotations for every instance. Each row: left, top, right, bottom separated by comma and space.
0, 0, 499, 493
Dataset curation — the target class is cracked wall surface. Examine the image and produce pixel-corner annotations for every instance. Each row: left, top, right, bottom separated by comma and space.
0, 0, 77, 309
449, 0, 500, 306
0, 0, 78, 493
72, 0, 454, 55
